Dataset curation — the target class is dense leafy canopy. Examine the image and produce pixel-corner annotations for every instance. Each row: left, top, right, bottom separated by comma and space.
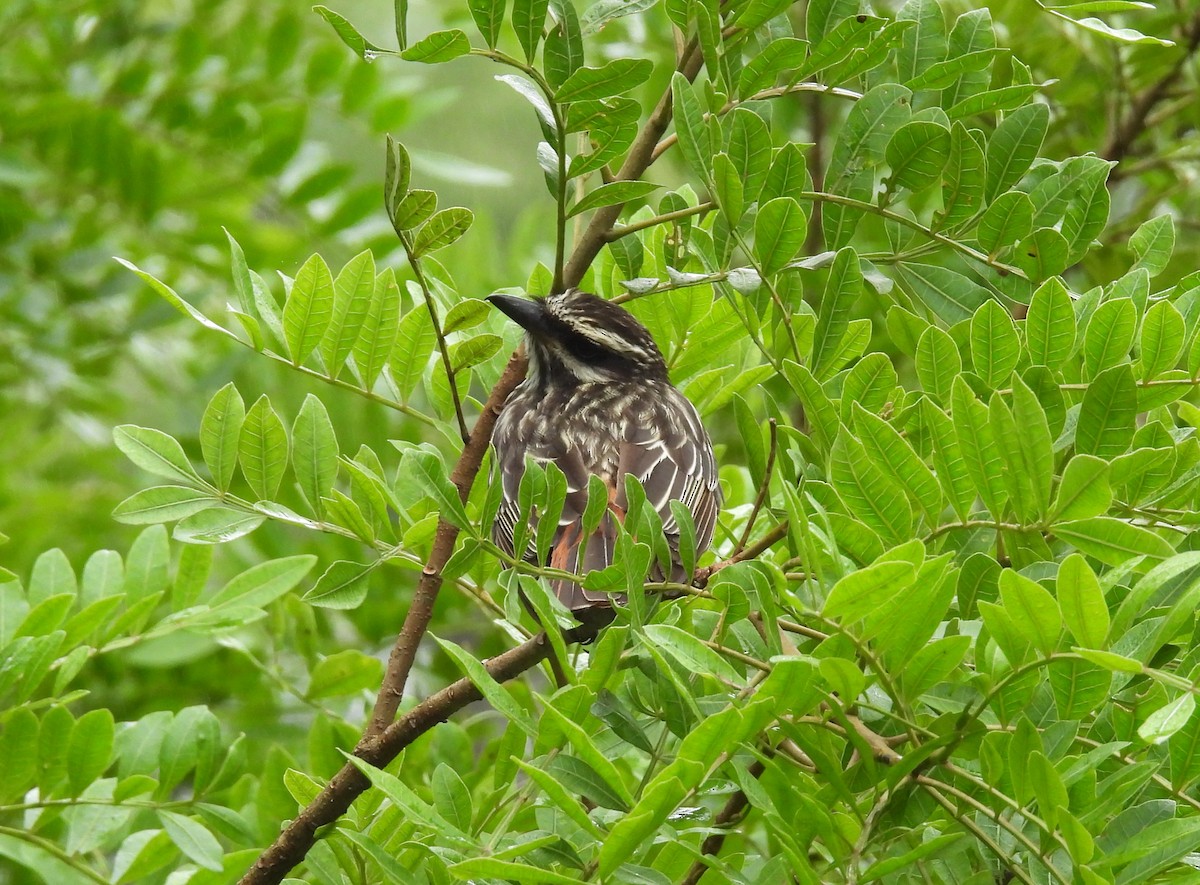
4, 0, 1200, 883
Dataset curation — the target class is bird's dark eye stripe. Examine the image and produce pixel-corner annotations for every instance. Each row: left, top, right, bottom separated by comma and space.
563, 328, 624, 367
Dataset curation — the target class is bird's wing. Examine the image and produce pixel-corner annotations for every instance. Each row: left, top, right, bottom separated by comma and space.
491, 412, 592, 563
616, 392, 721, 557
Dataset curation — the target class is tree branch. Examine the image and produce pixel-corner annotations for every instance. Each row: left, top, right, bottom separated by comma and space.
1103, 10, 1200, 169
561, 40, 705, 289
364, 352, 528, 738
239, 631, 554, 885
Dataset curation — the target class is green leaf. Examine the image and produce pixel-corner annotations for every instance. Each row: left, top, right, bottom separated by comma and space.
1076, 364, 1137, 459
1025, 277, 1075, 369
738, 38, 808, 97
211, 556, 316, 608
302, 560, 373, 610
1083, 297, 1136, 377
240, 395, 289, 501
990, 377, 1053, 521
1130, 213, 1175, 277
830, 432, 912, 543
754, 197, 807, 275
67, 709, 113, 795
173, 508, 265, 545
986, 103, 1048, 200
391, 308, 436, 399
113, 426, 203, 486
313, 6, 391, 60
113, 486, 217, 525
540, 702, 633, 807
158, 810, 223, 872
896, 0, 947, 81
1052, 454, 1112, 521
308, 649, 384, 700
999, 570, 1061, 655
436, 635, 538, 736
512, 0, 550, 62
467, 0, 505, 48
915, 325, 961, 401
442, 298, 491, 334
125, 526, 170, 602
970, 300, 1020, 388
399, 28, 470, 63
1054, 517, 1174, 565
283, 253, 334, 365
413, 208, 473, 256
853, 405, 943, 522
513, 759, 601, 837
567, 181, 662, 218
200, 383, 245, 492
976, 190, 1033, 254
642, 624, 741, 683
353, 268, 402, 388
292, 395, 338, 515
1044, 9, 1174, 46
824, 83, 912, 248
1015, 227, 1070, 282
555, 58, 651, 102
391, 189, 438, 231
1139, 694, 1195, 745
894, 263, 991, 323
321, 250, 375, 373
670, 72, 710, 182
885, 121, 950, 192
384, 136, 411, 222
1057, 553, 1108, 648
450, 333, 503, 371
406, 450, 471, 531
951, 377, 1008, 515
761, 141, 810, 203
1074, 647, 1142, 673
449, 859, 585, 884
824, 557, 918, 623
1138, 299, 1184, 379
543, 0, 584, 88
812, 247, 862, 380
938, 122, 986, 229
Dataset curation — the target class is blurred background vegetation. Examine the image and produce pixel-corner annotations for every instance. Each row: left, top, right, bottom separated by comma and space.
1, 0, 1197, 765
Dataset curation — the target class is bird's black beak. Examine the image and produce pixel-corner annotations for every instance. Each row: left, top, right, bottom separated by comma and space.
487, 293, 548, 334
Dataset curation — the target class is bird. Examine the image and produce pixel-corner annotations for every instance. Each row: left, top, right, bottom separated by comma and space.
487, 289, 721, 629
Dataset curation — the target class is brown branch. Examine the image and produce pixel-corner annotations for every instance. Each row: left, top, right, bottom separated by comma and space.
365, 351, 528, 738
561, 40, 705, 289
239, 632, 555, 885
679, 758, 767, 885
1103, 10, 1200, 169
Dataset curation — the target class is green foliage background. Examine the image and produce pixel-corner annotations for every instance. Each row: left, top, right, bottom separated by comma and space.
3, 0, 1200, 882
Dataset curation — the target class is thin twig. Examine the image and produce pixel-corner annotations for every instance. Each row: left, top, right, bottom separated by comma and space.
734, 419, 778, 555
402, 234, 471, 442
678, 758, 767, 885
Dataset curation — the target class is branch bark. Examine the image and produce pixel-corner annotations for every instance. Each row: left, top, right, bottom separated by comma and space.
561, 41, 705, 289
1103, 10, 1200, 169
364, 351, 529, 738
239, 632, 554, 885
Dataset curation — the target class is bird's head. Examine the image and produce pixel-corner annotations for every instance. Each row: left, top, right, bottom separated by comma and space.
487, 289, 668, 387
